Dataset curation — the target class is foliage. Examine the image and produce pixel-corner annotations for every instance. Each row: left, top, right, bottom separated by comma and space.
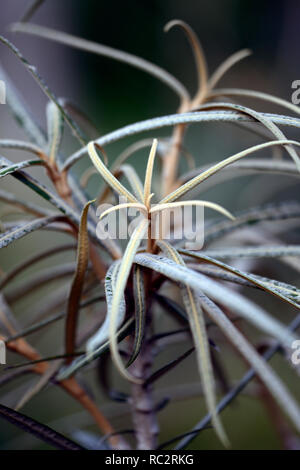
0, 2, 300, 450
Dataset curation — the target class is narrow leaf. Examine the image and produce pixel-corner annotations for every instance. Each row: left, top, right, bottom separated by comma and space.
199, 102, 300, 169
87, 142, 138, 203
108, 218, 149, 382
164, 20, 208, 103
150, 200, 234, 220
119, 164, 144, 202
11, 22, 190, 104
160, 140, 300, 204
157, 241, 228, 446
135, 254, 297, 348
0, 139, 45, 157
197, 293, 300, 433
63, 111, 300, 171
208, 49, 252, 90
99, 203, 147, 221
65, 200, 95, 364
126, 265, 146, 367
209, 88, 300, 116
180, 250, 300, 311
86, 261, 123, 353
90, 219, 149, 383
0, 158, 45, 178
143, 138, 158, 206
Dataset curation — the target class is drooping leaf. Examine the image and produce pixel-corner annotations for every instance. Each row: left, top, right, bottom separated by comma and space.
157, 240, 228, 446
159, 139, 300, 204
135, 254, 297, 348
197, 293, 300, 433
99, 203, 147, 221
126, 265, 146, 367
208, 88, 300, 116
63, 110, 300, 171
207, 49, 252, 90
190, 263, 300, 303
86, 262, 122, 353
199, 102, 300, 168
11, 22, 190, 104
179, 159, 300, 196
89, 218, 148, 383
164, 20, 208, 103
180, 250, 300, 311
65, 200, 95, 364
0, 158, 45, 178
175, 311, 300, 450
0, 139, 45, 157
150, 200, 234, 220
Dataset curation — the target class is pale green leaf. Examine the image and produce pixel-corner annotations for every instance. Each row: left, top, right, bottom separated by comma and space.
107, 218, 149, 383
160, 140, 300, 204
135, 254, 297, 348
157, 240, 228, 446
87, 142, 138, 203
198, 292, 300, 433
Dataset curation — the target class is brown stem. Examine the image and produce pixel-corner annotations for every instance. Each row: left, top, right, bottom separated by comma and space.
130, 217, 159, 449
162, 123, 186, 196
130, 335, 159, 449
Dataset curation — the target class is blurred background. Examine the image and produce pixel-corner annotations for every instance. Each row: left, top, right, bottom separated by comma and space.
0, 0, 300, 450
